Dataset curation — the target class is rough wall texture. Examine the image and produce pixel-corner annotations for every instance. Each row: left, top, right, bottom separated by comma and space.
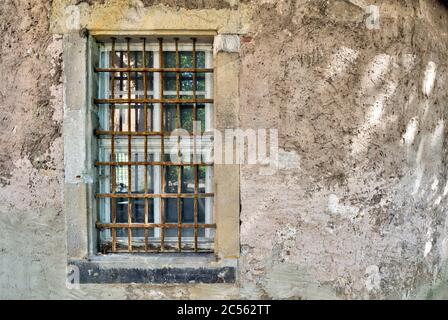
1, 0, 448, 299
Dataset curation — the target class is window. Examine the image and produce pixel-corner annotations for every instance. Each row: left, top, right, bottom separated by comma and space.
63, 31, 239, 283
93, 37, 215, 253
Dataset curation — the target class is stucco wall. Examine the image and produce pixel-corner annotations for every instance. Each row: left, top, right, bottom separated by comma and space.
1, 0, 448, 299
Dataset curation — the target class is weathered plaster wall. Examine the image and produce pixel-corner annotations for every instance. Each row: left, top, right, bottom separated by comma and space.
1, 0, 448, 299
239, 0, 448, 300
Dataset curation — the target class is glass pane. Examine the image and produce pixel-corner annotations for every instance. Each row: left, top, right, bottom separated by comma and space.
146, 105, 154, 131
163, 72, 177, 95
198, 198, 206, 237
197, 105, 205, 133
130, 138, 144, 161
164, 104, 177, 132
116, 228, 127, 240
132, 228, 144, 239
180, 105, 193, 132
115, 197, 129, 224
134, 104, 145, 131
165, 198, 178, 223
196, 52, 205, 68
126, 142, 155, 193
132, 51, 154, 68
198, 166, 206, 193
130, 165, 145, 193
98, 197, 111, 222
181, 166, 194, 193
106, 51, 154, 99
181, 198, 194, 223
165, 198, 178, 238
147, 165, 155, 193
97, 164, 111, 192
161, 51, 206, 99
163, 52, 176, 68
166, 51, 205, 68
110, 104, 149, 132
181, 228, 194, 238
196, 73, 206, 94
111, 105, 127, 131
129, 72, 153, 99
132, 198, 145, 223
180, 72, 193, 99
135, 199, 155, 239
162, 137, 176, 162
180, 52, 193, 68
115, 165, 128, 193
198, 198, 205, 223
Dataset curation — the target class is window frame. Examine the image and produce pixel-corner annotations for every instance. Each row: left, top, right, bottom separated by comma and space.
63, 31, 241, 283
94, 38, 215, 253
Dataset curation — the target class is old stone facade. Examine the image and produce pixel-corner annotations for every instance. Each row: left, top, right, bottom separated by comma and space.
1, 0, 448, 299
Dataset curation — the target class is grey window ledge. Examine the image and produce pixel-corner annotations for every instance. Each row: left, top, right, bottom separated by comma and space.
68, 254, 237, 284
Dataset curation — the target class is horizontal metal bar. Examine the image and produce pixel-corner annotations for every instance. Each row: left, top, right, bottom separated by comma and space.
96, 222, 216, 229
94, 98, 213, 104
96, 161, 213, 166
96, 193, 214, 199
95, 130, 162, 136
91, 30, 217, 37
95, 67, 213, 73
102, 248, 214, 254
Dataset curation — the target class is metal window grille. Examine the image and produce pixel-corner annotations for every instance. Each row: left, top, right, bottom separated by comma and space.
94, 37, 215, 253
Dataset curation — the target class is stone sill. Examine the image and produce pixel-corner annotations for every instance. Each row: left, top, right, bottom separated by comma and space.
69, 253, 237, 284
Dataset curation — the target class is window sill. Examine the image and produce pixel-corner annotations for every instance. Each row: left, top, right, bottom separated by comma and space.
68, 253, 237, 284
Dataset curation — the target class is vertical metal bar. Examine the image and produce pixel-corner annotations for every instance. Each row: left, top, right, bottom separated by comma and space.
153, 43, 161, 242
126, 37, 132, 252
175, 38, 182, 252
158, 38, 166, 251
110, 37, 117, 253
192, 38, 198, 252
142, 38, 149, 252
134, 50, 138, 131
204, 50, 213, 242
119, 52, 124, 131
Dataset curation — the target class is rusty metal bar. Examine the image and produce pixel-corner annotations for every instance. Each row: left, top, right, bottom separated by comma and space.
95, 67, 213, 73
192, 38, 199, 252
142, 37, 149, 252
97, 193, 214, 199
97, 222, 216, 229
96, 129, 161, 136
174, 38, 182, 252
158, 37, 166, 252
110, 37, 117, 253
104, 248, 213, 253
95, 129, 211, 137
126, 37, 132, 252
94, 98, 213, 104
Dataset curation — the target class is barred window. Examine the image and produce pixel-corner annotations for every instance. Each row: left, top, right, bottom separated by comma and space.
94, 37, 215, 253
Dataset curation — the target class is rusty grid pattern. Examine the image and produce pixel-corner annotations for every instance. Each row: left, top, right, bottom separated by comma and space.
94, 37, 215, 253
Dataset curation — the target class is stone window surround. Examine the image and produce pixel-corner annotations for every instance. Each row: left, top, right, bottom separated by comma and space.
63, 31, 240, 284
